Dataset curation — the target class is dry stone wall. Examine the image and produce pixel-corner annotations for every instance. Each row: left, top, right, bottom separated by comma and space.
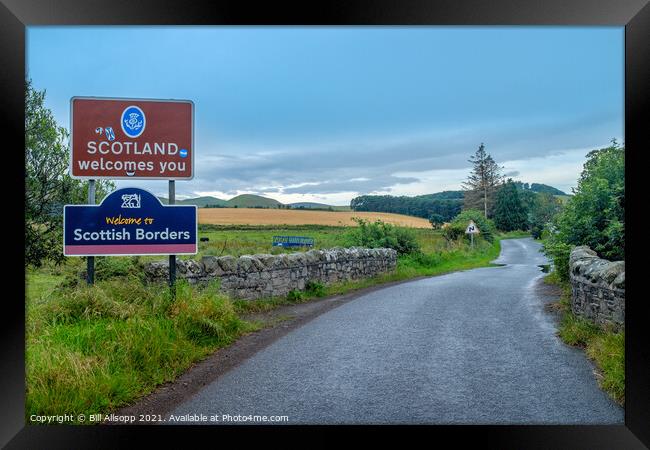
145, 247, 397, 300
569, 246, 625, 329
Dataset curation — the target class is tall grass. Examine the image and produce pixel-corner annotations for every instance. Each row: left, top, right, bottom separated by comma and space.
26, 278, 255, 421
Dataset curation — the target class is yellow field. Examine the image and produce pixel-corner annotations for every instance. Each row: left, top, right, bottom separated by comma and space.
198, 208, 432, 228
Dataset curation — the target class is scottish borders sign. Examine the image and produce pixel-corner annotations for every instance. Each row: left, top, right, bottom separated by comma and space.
64, 188, 197, 256
70, 97, 194, 180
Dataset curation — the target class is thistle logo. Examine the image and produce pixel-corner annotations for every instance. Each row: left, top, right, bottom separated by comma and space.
121, 105, 146, 138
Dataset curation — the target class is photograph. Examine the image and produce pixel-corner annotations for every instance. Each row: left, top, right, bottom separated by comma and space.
23, 25, 627, 426
2, 1, 647, 445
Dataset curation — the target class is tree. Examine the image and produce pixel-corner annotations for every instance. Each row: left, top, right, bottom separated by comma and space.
493, 179, 529, 231
428, 213, 445, 229
529, 192, 562, 239
25, 80, 114, 267
544, 140, 624, 279
462, 143, 504, 218
350, 192, 463, 221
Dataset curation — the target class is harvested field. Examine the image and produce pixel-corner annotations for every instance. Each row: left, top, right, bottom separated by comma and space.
198, 208, 432, 228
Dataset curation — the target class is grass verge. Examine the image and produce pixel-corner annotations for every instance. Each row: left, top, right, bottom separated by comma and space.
26, 278, 258, 423
544, 272, 624, 405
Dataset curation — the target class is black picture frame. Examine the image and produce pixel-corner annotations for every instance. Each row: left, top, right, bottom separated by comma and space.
3, 0, 648, 447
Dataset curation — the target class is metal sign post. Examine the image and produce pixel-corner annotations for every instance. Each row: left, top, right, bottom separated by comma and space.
86, 179, 95, 284
168, 180, 176, 299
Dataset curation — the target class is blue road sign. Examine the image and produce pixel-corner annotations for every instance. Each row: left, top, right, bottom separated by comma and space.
64, 187, 197, 256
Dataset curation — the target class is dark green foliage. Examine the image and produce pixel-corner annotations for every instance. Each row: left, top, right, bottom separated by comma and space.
542, 241, 573, 281
350, 191, 463, 221
286, 290, 305, 301
546, 142, 624, 269
493, 179, 528, 232
461, 143, 504, 218
513, 181, 566, 196
543, 141, 624, 280
305, 280, 326, 297
25, 80, 114, 268
443, 209, 495, 242
94, 257, 142, 281
428, 213, 445, 229
345, 218, 421, 255
529, 192, 562, 239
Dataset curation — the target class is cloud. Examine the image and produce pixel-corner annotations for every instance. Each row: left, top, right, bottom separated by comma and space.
281, 175, 420, 194
115, 115, 619, 204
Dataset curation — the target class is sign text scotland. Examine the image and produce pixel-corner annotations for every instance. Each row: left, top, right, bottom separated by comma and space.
64, 188, 197, 256
70, 97, 194, 179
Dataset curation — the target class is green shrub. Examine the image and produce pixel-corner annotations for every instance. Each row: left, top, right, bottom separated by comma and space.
345, 218, 420, 255
530, 223, 544, 240
305, 280, 326, 297
286, 290, 305, 301
428, 213, 445, 229
549, 143, 624, 261
94, 257, 139, 281
543, 241, 573, 281
442, 223, 466, 242
449, 209, 495, 243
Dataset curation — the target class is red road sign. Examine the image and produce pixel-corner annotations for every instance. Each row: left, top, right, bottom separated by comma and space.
70, 97, 194, 180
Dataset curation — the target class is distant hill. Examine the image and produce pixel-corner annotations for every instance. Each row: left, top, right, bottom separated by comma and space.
157, 196, 227, 207
227, 194, 282, 208
157, 193, 348, 210
513, 182, 566, 196
289, 202, 351, 211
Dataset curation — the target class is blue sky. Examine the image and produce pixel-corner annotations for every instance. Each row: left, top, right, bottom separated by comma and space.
27, 26, 623, 204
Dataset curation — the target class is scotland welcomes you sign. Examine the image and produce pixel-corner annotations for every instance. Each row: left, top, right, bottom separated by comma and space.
70, 97, 194, 180
64, 188, 197, 256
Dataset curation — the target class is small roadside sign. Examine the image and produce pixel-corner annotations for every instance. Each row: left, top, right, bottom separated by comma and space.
466, 220, 480, 234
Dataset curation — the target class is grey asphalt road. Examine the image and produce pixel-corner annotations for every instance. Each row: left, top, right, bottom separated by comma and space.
170, 238, 623, 425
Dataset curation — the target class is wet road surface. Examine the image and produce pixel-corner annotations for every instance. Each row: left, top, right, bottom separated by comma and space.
171, 238, 623, 424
